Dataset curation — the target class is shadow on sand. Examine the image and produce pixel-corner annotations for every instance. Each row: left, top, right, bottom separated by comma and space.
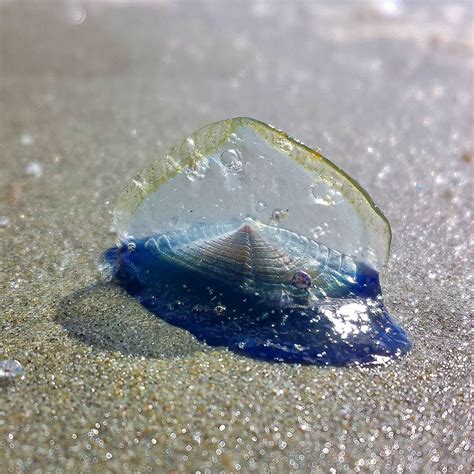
56, 282, 205, 359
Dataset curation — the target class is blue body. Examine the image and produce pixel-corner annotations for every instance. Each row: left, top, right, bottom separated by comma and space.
104, 239, 411, 366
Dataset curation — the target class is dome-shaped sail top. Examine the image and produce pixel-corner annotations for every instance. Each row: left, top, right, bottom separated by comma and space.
113, 117, 391, 270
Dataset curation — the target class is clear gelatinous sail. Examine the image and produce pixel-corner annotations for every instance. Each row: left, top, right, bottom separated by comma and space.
113, 117, 391, 270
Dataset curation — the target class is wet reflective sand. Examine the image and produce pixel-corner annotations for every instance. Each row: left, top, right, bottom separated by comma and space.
0, 1, 472, 471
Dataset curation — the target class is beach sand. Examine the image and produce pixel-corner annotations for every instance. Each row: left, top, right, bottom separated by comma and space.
1, 1, 472, 471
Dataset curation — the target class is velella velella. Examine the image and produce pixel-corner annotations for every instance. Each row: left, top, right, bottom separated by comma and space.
105, 117, 411, 366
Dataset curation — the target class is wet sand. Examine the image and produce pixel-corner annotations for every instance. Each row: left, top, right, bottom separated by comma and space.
1, 1, 472, 471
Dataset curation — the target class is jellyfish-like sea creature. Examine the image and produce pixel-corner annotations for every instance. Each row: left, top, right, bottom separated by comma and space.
105, 117, 411, 365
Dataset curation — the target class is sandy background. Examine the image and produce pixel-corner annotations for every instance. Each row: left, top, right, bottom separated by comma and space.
1, 0, 472, 472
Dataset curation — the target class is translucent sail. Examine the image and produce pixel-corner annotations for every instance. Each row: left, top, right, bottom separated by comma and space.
114, 117, 391, 270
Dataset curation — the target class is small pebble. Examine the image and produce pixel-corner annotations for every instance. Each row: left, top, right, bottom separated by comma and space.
0, 359, 25, 381
25, 161, 44, 178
